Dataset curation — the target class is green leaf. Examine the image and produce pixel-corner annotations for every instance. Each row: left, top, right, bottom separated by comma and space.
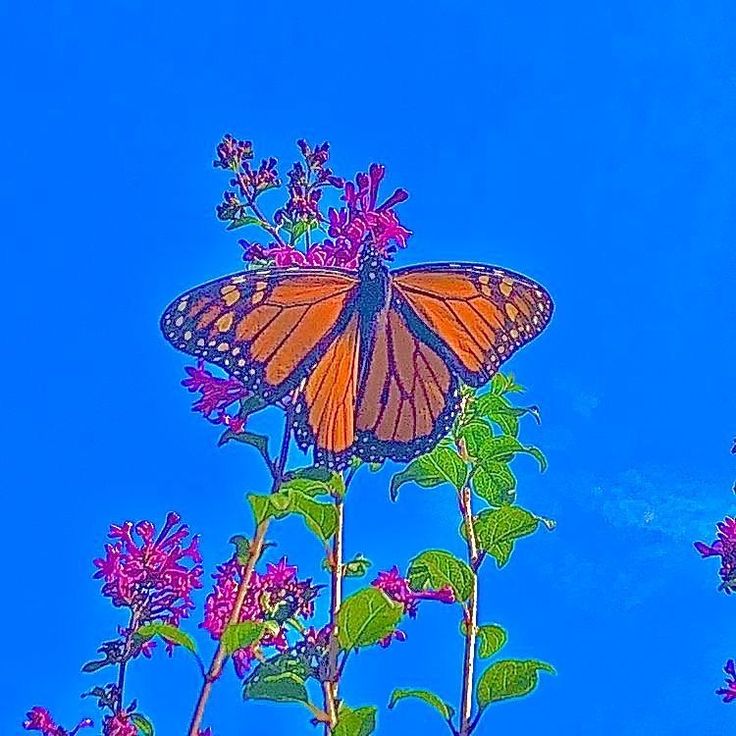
226, 215, 262, 230
136, 623, 197, 654
243, 654, 310, 703
388, 689, 454, 721
344, 553, 372, 578
248, 487, 339, 542
334, 705, 377, 736
491, 373, 525, 395
218, 429, 269, 456
390, 444, 467, 500
474, 507, 540, 567
229, 534, 252, 565
477, 659, 555, 708
247, 493, 292, 525
281, 466, 344, 497
130, 714, 154, 736
477, 435, 547, 472
337, 588, 403, 650
81, 658, 108, 673
407, 549, 473, 602
457, 419, 495, 458
472, 461, 517, 506
477, 624, 508, 658
290, 492, 338, 541
221, 621, 276, 656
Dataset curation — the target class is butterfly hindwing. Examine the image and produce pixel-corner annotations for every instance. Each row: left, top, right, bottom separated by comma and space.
391, 263, 553, 387
292, 313, 361, 467
160, 268, 360, 402
353, 307, 462, 464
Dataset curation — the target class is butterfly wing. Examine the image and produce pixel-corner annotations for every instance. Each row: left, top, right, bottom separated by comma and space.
292, 303, 462, 468
391, 263, 553, 387
292, 312, 362, 467
161, 268, 360, 401
345, 262, 552, 465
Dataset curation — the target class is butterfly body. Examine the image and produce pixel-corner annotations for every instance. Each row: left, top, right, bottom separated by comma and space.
162, 253, 553, 468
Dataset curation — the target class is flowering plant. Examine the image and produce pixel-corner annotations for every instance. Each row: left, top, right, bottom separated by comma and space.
22, 136, 554, 736
695, 440, 736, 703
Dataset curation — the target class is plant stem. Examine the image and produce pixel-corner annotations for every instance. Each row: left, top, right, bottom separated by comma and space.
115, 610, 139, 712
323, 494, 345, 733
187, 414, 292, 736
458, 484, 480, 736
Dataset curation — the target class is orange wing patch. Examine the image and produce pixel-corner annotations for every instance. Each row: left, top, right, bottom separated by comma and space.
392, 265, 553, 386
294, 313, 360, 464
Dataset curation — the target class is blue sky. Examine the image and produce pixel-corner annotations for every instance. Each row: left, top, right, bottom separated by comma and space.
2, 1, 736, 733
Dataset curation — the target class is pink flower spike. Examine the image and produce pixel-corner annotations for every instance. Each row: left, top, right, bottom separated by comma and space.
92, 512, 203, 632
717, 659, 736, 703
23, 708, 62, 736
695, 516, 736, 592
372, 566, 455, 619
201, 555, 320, 677
182, 360, 248, 422
102, 713, 138, 736
23, 708, 92, 736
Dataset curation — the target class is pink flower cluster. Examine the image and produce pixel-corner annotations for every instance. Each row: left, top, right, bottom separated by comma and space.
213, 134, 253, 171
718, 659, 736, 703
243, 162, 411, 270
93, 512, 203, 628
23, 708, 92, 736
373, 566, 455, 616
202, 557, 318, 676
181, 359, 248, 433
695, 516, 736, 592
102, 713, 137, 736
371, 567, 455, 647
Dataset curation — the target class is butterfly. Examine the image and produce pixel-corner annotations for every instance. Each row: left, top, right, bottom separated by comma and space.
161, 247, 553, 469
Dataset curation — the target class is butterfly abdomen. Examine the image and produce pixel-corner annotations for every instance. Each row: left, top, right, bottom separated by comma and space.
356, 255, 391, 386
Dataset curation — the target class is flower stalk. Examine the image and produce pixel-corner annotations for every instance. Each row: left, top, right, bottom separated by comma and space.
323, 495, 345, 732
187, 413, 292, 736
458, 483, 480, 736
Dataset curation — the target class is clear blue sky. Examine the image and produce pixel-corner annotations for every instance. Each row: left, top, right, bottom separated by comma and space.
2, 1, 736, 734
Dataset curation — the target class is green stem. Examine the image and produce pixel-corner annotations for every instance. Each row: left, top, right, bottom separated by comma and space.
323, 494, 345, 733
458, 483, 480, 736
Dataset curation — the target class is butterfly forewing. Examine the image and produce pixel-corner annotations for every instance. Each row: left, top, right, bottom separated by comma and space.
391, 263, 553, 387
160, 268, 360, 401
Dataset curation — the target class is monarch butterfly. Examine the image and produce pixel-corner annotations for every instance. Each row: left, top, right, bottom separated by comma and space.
161, 247, 553, 468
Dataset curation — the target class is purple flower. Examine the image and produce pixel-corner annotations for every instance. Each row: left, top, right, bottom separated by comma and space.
372, 566, 455, 618
378, 629, 408, 648
182, 360, 248, 433
215, 191, 246, 222
213, 134, 253, 170
231, 138, 410, 271
323, 163, 411, 264
201, 556, 320, 676
695, 516, 736, 592
232, 158, 281, 201
23, 709, 93, 736
717, 659, 736, 702
93, 512, 203, 629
